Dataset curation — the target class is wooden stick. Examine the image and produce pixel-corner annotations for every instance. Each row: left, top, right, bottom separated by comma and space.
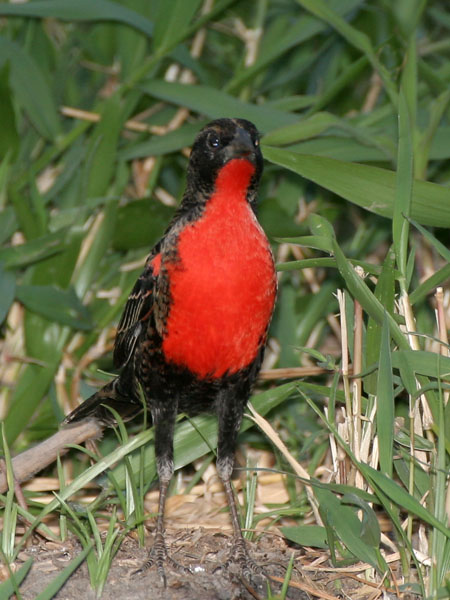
0, 419, 103, 494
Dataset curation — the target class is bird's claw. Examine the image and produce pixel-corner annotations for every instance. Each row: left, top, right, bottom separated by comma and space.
132, 534, 191, 586
214, 536, 265, 582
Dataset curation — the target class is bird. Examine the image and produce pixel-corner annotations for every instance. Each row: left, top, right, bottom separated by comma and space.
63, 117, 277, 583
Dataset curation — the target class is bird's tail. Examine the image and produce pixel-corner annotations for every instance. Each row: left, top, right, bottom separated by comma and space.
63, 375, 143, 428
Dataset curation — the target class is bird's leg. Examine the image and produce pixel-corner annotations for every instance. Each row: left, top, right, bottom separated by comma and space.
134, 401, 190, 584
215, 396, 262, 579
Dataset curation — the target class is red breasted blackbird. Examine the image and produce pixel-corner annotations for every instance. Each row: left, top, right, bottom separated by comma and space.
64, 118, 277, 582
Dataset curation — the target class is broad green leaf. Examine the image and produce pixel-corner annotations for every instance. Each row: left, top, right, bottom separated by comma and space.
153, 0, 202, 54
363, 464, 450, 538
391, 351, 450, 382
0, 229, 68, 268
0, 36, 59, 140
277, 235, 333, 253
263, 147, 450, 228
280, 126, 450, 162
140, 80, 297, 131
120, 121, 207, 161
281, 525, 328, 549
262, 112, 392, 161
341, 493, 381, 548
316, 487, 381, 569
308, 213, 335, 239
16, 285, 93, 330
0, 0, 154, 38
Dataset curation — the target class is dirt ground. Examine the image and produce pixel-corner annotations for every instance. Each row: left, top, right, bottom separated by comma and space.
12, 525, 400, 600
17, 529, 312, 600
6, 468, 402, 599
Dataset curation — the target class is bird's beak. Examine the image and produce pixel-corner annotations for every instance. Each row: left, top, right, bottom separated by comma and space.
225, 127, 255, 161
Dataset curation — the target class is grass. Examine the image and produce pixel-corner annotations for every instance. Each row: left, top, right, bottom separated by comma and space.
0, 0, 449, 598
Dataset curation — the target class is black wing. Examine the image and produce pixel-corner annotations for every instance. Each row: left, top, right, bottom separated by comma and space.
113, 252, 160, 368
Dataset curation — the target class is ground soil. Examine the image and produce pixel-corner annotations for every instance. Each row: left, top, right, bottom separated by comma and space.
16, 529, 314, 600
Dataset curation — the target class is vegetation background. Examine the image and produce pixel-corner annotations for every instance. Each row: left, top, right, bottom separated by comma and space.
0, 0, 449, 598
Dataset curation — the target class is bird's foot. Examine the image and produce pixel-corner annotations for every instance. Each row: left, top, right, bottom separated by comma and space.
214, 536, 265, 582
132, 533, 191, 586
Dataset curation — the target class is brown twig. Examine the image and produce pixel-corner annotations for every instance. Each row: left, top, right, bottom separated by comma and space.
0, 419, 103, 494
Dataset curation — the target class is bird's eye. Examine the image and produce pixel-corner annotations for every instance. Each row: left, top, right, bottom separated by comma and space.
254, 138, 260, 147
208, 133, 221, 149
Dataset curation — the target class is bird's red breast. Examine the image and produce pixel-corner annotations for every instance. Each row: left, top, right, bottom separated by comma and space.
161, 158, 276, 378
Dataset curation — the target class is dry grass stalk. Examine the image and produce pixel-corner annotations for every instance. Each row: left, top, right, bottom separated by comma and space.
247, 403, 323, 526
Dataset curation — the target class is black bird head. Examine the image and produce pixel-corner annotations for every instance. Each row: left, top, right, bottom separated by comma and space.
186, 118, 263, 204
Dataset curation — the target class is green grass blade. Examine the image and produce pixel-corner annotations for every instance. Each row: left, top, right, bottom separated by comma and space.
34, 544, 93, 600
263, 147, 450, 228
331, 237, 408, 350
140, 80, 297, 131
296, 0, 397, 106
376, 314, 395, 477
152, 0, 201, 54
0, 36, 60, 140
0, 0, 154, 38
364, 247, 395, 395
0, 557, 33, 598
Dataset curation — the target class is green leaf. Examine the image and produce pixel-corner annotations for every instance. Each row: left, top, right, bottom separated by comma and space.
409, 218, 450, 263
0, 0, 154, 38
364, 247, 395, 394
140, 80, 297, 131
113, 199, 175, 251
82, 96, 123, 199
34, 544, 93, 600
409, 263, 450, 306
226, 0, 364, 93
153, 0, 202, 54
376, 314, 394, 477
120, 121, 207, 161
391, 351, 450, 382
0, 36, 59, 140
296, 0, 397, 106
0, 263, 15, 324
363, 464, 450, 539
277, 257, 382, 276
281, 525, 328, 549
316, 487, 381, 569
16, 285, 93, 330
263, 147, 450, 228
331, 237, 409, 350
0, 229, 68, 268
393, 87, 414, 281
0, 557, 33, 598
0, 63, 19, 160
277, 235, 333, 253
